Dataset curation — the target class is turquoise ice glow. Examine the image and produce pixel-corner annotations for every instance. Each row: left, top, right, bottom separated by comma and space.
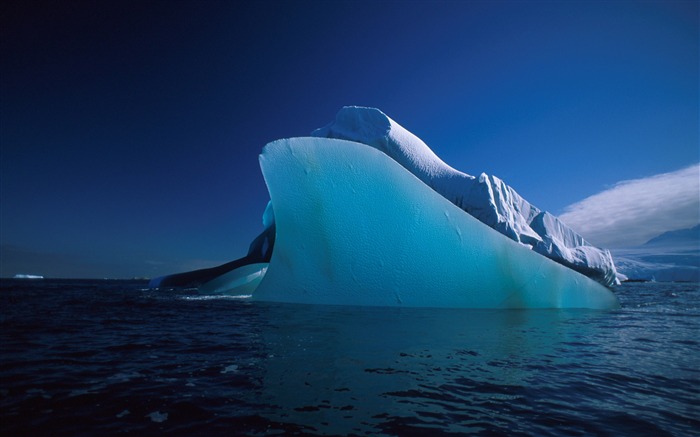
254, 138, 619, 309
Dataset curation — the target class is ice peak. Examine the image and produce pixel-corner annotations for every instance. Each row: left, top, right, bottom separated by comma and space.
313, 106, 619, 287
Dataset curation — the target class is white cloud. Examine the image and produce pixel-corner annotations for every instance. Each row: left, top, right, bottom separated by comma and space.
559, 164, 700, 248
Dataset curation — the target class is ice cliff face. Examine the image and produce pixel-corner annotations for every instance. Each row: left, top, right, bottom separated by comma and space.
312, 106, 619, 287
255, 137, 618, 308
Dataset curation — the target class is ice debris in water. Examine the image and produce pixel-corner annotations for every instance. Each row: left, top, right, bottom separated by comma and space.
221, 364, 239, 374
146, 411, 168, 423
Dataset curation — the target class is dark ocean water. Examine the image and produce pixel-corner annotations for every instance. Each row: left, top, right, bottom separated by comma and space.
1, 279, 698, 436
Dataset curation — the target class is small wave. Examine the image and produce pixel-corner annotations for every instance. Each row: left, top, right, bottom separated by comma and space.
26, 388, 51, 399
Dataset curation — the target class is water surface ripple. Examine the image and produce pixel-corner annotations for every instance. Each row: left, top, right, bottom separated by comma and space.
1, 279, 698, 435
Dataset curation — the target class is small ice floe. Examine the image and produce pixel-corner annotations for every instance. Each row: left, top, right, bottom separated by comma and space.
146, 411, 168, 423
116, 410, 130, 418
221, 364, 239, 374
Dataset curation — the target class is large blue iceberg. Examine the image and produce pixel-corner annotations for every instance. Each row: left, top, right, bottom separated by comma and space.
151, 107, 619, 309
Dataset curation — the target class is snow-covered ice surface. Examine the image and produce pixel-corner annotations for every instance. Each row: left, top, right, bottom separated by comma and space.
313, 106, 618, 287
254, 137, 618, 309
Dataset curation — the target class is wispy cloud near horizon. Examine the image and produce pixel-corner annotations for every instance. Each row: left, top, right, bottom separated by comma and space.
559, 164, 700, 248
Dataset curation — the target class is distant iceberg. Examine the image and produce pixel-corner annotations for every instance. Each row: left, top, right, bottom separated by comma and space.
613, 224, 699, 282
151, 107, 619, 309
13, 274, 44, 279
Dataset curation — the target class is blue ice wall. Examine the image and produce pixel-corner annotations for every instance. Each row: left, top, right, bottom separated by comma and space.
254, 138, 619, 309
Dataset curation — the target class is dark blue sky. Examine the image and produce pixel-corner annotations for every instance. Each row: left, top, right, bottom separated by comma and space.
1, 1, 698, 278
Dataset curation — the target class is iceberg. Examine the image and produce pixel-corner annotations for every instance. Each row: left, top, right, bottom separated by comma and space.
13, 274, 44, 279
613, 225, 700, 282
152, 107, 619, 309
312, 107, 618, 287
254, 137, 618, 309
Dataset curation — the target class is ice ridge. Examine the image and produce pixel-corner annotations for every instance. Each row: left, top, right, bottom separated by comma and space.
312, 106, 618, 287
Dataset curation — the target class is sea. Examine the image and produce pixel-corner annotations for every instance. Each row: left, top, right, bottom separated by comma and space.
1, 279, 698, 436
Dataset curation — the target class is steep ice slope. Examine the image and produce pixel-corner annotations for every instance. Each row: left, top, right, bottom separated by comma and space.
313, 106, 618, 287
254, 137, 619, 309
